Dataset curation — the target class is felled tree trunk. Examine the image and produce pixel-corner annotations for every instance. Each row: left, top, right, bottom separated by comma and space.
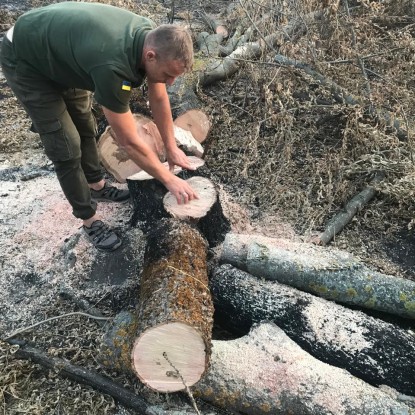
163, 176, 231, 246
101, 220, 214, 393
193, 322, 414, 415
211, 264, 415, 396
221, 233, 415, 319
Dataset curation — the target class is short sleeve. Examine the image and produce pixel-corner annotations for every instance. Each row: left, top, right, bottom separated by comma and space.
90, 66, 132, 113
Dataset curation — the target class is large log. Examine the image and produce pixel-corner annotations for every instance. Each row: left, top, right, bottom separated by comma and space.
193, 322, 415, 415
211, 264, 415, 395
221, 233, 415, 319
102, 220, 213, 393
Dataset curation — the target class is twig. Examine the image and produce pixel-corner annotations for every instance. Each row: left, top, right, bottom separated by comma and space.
163, 352, 201, 415
6, 339, 157, 414
3, 312, 111, 341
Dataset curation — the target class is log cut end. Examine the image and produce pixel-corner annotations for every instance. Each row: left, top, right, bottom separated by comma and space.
131, 321, 207, 392
173, 109, 211, 143
163, 177, 216, 220
127, 156, 205, 181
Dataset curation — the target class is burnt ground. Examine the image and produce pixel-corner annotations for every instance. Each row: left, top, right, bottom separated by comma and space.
1, 0, 415, 414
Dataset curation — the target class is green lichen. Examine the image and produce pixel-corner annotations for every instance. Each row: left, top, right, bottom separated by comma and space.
365, 296, 377, 308
364, 285, 373, 293
404, 301, 415, 313
400, 292, 408, 302
346, 288, 358, 297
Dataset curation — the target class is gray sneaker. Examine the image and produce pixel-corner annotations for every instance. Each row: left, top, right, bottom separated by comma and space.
83, 220, 122, 251
90, 183, 130, 202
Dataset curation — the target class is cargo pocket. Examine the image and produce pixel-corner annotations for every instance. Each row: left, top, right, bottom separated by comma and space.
36, 118, 80, 162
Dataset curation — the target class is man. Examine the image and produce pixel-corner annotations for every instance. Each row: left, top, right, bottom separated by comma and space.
0, 1, 197, 251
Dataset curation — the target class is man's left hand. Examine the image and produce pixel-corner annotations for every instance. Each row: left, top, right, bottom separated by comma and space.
166, 146, 196, 172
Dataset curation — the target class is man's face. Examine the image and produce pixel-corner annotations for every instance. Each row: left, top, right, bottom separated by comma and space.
144, 55, 186, 86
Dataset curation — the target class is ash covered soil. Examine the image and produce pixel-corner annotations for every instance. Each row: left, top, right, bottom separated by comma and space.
1, 0, 415, 414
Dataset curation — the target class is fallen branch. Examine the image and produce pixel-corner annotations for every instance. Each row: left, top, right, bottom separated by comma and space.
194, 322, 415, 415
211, 264, 415, 395
221, 232, 415, 319
316, 171, 385, 245
6, 339, 159, 414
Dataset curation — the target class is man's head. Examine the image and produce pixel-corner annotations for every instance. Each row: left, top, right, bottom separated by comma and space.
142, 24, 193, 85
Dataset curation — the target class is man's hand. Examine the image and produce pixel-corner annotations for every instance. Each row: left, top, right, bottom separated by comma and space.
165, 175, 198, 205
166, 146, 196, 172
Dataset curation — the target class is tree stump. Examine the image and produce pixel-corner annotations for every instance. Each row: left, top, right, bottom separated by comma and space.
100, 219, 213, 392
211, 264, 415, 396
193, 322, 414, 415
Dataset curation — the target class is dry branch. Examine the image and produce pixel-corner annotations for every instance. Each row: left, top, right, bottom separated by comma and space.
194, 322, 415, 415
7, 339, 158, 414
211, 264, 415, 395
221, 233, 415, 319
274, 54, 409, 140
316, 172, 385, 245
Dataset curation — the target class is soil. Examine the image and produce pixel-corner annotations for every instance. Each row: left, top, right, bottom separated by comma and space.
1, 0, 415, 414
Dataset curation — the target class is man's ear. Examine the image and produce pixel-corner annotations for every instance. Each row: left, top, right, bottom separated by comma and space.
145, 50, 157, 62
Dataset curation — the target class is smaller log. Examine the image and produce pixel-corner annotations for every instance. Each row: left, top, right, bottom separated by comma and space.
98, 114, 165, 183
99, 111, 209, 183
194, 322, 414, 415
173, 109, 211, 144
163, 177, 231, 246
221, 233, 415, 319
127, 157, 205, 230
7, 339, 159, 414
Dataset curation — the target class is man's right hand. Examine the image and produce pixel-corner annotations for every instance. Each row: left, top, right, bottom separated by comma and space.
164, 175, 198, 205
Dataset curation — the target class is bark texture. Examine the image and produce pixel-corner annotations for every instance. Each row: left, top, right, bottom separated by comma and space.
221, 233, 415, 319
193, 322, 414, 415
132, 219, 213, 391
211, 264, 415, 396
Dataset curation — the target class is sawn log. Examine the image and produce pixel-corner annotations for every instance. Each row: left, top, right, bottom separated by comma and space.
100, 219, 214, 393
211, 264, 415, 396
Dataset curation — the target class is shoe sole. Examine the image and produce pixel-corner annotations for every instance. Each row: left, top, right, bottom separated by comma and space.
91, 197, 130, 203
96, 239, 122, 251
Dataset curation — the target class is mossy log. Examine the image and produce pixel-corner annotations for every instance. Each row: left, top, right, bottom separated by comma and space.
211, 264, 415, 396
221, 233, 415, 319
193, 322, 415, 415
101, 220, 214, 393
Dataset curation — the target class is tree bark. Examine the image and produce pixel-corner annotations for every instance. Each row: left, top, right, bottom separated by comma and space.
211, 264, 415, 396
130, 220, 213, 392
193, 322, 415, 415
221, 233, 415, 319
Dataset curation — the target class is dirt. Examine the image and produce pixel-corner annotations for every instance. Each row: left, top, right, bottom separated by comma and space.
1, 0, 415, 414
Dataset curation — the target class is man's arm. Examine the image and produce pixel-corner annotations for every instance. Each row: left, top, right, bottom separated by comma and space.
102, 107, 197, 204
147, 81, 194, 171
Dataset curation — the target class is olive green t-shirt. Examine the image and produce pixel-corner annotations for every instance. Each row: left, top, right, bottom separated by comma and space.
13, 2, 155, 113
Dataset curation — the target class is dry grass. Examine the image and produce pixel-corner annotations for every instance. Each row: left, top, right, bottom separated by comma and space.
1, 0, 415, 413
